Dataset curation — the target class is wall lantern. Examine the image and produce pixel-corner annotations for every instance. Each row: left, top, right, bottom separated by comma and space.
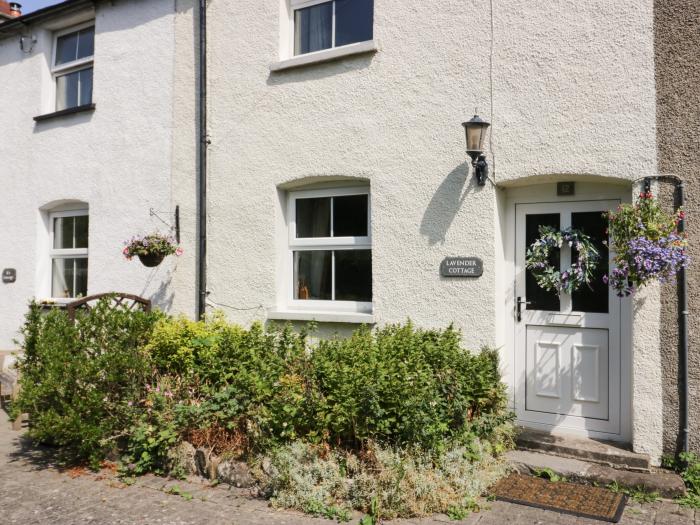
462, 114, 490, 185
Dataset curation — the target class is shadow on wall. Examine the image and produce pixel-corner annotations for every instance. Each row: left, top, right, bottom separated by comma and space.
140, 264, 175, 312
420, 162, 483, 246
266, 53, 375, 86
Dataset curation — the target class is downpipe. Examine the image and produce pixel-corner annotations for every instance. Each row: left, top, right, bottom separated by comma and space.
196, 0, 208, 320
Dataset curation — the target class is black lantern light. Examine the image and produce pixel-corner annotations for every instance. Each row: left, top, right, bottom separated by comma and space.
462, 114, 490, 185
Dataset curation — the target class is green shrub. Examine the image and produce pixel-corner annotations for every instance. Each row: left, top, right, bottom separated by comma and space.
13, 299, 161, 466
308, 323, 510, 451
14, 304, 513, 500
128, 317, 513, 455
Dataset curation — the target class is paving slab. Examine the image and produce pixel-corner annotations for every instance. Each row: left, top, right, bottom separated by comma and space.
516, 427, 652, 471
507, 449, 687, 497
0, 413, 695, 524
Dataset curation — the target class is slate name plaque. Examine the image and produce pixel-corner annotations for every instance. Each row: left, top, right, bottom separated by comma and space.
2, 268, 16, 284
440, 257, 483, 277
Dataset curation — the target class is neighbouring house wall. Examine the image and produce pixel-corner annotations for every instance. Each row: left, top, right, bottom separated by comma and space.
655, 0, 700, 455
0, 0, 186, 349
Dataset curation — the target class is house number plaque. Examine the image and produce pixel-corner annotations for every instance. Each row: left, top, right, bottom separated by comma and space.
440, 257, 483, 277
2, 268, 16, 284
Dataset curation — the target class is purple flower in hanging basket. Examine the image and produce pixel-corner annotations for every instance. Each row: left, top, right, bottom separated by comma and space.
122, 232, 182, 260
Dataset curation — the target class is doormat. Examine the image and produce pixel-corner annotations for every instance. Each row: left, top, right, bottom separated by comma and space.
491, 473, 627, 523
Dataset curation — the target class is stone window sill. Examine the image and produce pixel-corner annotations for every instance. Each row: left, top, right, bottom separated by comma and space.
267, 309, 374, 324
269, 40, 378, 72
34, 103, 96, 122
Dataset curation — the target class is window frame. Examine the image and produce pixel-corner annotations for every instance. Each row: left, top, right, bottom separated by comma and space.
288, 0, 373, 57
51, 21, 95, 111
48, 209, 89, 299
286, 186, 372, 313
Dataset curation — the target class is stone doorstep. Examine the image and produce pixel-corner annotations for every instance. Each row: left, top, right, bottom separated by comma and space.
506, 450, 687, 498
516, 427, 651, 472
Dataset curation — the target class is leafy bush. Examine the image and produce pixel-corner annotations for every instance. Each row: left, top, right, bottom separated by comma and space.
308, 323, 510, 451
12, 299, 162, 466
145, 319, 511, 454
13, 305, 514, 518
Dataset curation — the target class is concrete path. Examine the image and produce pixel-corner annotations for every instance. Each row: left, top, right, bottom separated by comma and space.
0, 415, 697, 524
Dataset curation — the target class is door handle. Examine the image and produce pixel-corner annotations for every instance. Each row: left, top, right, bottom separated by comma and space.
516, 297, 531, 322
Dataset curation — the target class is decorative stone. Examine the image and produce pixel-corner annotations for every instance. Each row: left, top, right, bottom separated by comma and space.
166, 441, 197, 476
216, 459, 255, 488
194, 447, 219, 479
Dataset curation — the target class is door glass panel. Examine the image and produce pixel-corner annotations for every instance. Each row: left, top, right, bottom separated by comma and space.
571, 211, 609, 313
526, 213, 560, 312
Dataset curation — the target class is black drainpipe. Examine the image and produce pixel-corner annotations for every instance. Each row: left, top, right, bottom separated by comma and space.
677, 180, 689, 454
196, 0, 208, 320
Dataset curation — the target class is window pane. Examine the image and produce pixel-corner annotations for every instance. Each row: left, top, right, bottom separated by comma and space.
335, 0, 374, 47
294, 1, 332, 55
54, 216, 74, 249
75, 215, 89, 248
572, 211, 609, 313
55, 31, 78, 65
525, 213, 561, 312
75, 258, 88, 298
294, 250, 332, 300
56, 71, 80, 110
335, 250, 371, 301
296, 197, 331, 238
52, 258, 74, 298
79, 67, 93, 106
333, 194, 368, 237
76, 27, 95, 60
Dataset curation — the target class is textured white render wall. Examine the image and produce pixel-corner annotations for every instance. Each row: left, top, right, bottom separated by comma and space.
0, 0, 182, 349
204, 0, 656, 334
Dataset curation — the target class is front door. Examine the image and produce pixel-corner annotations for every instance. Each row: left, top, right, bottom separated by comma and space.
514, 200, 622, 437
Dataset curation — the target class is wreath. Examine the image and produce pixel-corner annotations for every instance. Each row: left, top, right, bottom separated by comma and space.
526, 226, 600, 294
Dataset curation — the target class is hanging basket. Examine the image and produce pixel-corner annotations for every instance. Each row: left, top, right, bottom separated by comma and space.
138, 253, 166, 267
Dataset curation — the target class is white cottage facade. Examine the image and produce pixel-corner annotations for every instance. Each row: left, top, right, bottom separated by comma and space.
0, 0, 682, 464
0, 0, 197, 350
201, 0, 663, 460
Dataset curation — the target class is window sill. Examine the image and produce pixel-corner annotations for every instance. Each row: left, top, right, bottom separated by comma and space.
34, 103, 96, 122
267, 309, 374, 324
269, 39, 378, 72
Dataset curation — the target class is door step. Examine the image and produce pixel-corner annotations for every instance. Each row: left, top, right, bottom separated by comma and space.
506, 450, 686, 498
516, 427, 651, 472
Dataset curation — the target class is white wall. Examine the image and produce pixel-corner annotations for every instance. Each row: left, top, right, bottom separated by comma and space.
202, 0, 656, 346
0, 0, 189, 348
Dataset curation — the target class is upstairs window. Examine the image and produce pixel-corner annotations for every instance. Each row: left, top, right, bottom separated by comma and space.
288, 187, 372, 312
50, 210, 89, 298
52, 24, 94, 111
292, 0, 373, 56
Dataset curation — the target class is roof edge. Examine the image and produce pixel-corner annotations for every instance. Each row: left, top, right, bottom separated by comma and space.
0, 0, 95, 37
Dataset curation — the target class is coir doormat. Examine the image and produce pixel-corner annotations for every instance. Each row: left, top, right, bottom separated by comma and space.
491, 473, 627, 523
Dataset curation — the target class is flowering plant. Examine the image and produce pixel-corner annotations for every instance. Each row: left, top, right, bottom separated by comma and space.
604, 192, 687, 296
123, 233, 183, 260
526, 226, 600, 294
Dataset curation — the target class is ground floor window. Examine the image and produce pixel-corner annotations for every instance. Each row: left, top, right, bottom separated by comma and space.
287, 187, 371, 311
49, 210, 89, 298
